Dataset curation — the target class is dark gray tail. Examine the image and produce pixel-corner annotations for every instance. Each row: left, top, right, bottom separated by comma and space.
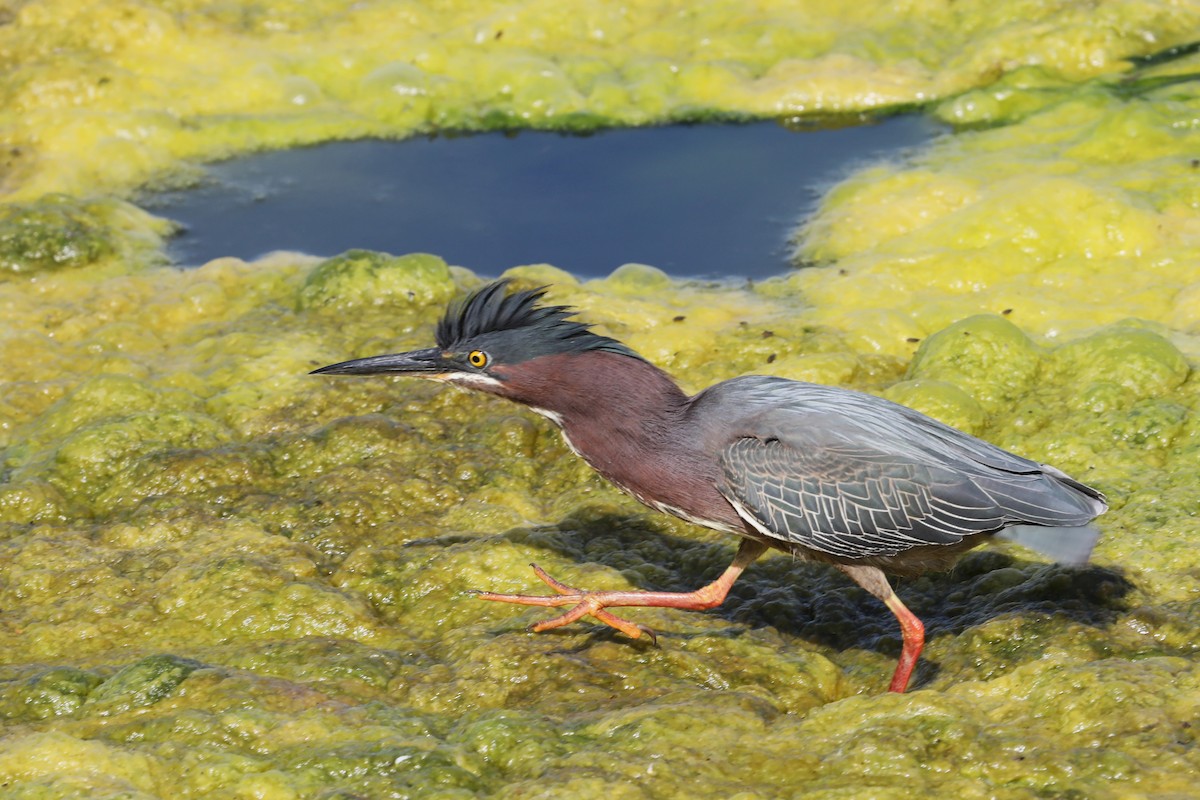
981, 464, 1107, 526
1043, 465, 1108, 516
990, 465, 1106, 565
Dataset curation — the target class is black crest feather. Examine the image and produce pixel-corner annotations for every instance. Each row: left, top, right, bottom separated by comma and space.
436, 280, 644, 362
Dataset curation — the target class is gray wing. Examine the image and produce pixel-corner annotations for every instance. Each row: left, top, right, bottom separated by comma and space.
719, 430, 1005, 559
701, 379, 1105, 560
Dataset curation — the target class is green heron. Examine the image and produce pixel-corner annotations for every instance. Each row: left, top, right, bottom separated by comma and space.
313, 280, 1106, 692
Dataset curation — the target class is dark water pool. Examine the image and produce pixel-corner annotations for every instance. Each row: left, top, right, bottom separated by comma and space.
148, 117, 939, 280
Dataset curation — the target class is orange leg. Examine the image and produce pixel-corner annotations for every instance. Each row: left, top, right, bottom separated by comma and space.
883, 592, 925, 693
476, 539, 769, 640
838, 563, 925, 693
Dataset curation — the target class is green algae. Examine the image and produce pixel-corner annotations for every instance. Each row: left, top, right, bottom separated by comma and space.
1048, 324, 1191, 400
906, 315, 1042, 413
1, 249, 1198, 798
0, 195, 116, 275
0, 0, 1195, 203
0, 667, 103, 723
298, 250, 457, 312
83, 655, 202, 717
1, 2, 1200, 800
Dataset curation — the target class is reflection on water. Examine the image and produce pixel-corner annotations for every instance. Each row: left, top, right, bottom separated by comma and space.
147, 117, 939, 280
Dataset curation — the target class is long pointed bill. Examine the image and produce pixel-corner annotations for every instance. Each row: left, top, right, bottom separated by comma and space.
310, 347, 450, 377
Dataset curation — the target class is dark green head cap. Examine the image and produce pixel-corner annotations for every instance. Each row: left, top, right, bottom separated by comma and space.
436, 280, 645, 362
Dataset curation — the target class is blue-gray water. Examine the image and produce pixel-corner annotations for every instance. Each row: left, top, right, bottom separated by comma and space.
148, 117, 939, 280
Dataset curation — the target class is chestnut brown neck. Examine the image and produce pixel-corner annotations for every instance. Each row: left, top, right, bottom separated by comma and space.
490, 351, 742, 530
492, 350, 684, 429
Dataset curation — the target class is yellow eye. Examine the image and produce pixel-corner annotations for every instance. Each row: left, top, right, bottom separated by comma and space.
468, 350, 488, 368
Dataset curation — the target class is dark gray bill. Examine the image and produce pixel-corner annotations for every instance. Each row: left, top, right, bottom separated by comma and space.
310, 347, 448, 376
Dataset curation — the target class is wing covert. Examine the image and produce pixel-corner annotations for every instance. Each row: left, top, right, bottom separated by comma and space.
719, 435, 1005, 560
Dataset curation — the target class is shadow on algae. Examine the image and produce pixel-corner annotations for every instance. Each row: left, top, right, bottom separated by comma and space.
402, 507, 1135, 691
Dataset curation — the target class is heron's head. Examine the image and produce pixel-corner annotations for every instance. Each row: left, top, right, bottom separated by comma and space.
311, 280, 646, 409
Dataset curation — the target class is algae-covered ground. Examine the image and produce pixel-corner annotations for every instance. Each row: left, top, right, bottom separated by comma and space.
2, 1, 1200, 798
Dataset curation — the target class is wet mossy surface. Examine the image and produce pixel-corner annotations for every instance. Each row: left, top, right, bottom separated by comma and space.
3, 2, 1200, 799
0, 195, 171, 276
2, 245, 1198, 795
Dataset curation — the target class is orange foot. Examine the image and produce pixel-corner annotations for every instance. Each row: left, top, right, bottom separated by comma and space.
473, 540, 769, 641
475, 563, 657, 640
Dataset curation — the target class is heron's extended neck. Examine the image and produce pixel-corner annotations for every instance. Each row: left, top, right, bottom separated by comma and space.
491, 350, 743, 529
496, 350, 689, 435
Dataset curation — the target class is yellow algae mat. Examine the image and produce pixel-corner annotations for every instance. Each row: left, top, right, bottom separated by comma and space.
1, 1, 1199, 797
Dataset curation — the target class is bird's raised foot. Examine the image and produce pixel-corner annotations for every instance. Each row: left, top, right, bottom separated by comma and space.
474, 563, 657, 642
